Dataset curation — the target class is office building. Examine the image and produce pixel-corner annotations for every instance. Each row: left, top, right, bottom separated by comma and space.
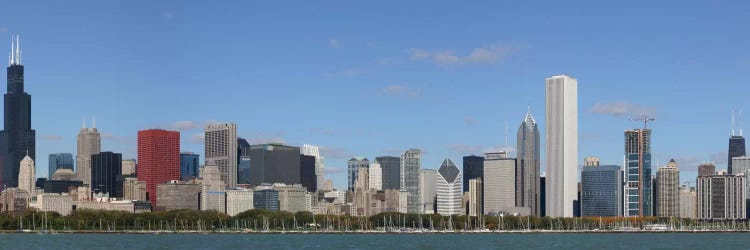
698, 162, 716, 177
302, 144, 326, 191
180, 152, 199, 181
154, 181, 200, 211
137, 129, 180, 206
369, 162, 382, 191
0, 188, 29, 216
249, 144, 301, 186
581, 165, 622, 217
272, 183, 308, 212
697, 174, 746, 220
624, 128, 653, 217
205, 123, 238, 187
517, 110, 540, 216
91, 152, 123, 197
437, 159, 462, 215
121, 159, 136, 176
75, 121, 100, 187
253, 186, 280, 211
0, 36, 36, 188
348, 157, 369, 191
732, 157, 750, 174
462, 155, 484, 193
201, 164, 226, 212
401, 148, 421, 214
17, 155, 34, 195
51, 168, 76, 181
300, 154, 317, 192
584, 156, 600, 167
679, 185, 697, 219
226, 188, 253, 216
545, 75, 578, 217
468, 178, 483, 217
728, 115, 746, 174
123, 177, 147, 201
656, 159, 680, 217
48, 153, 74, 179
420, 169, 437, 214
377, 156, 401, 190
43, 180, 82, 194
484, 152, 516, 214
237, 138, 251, 185
30, 193, 72, 216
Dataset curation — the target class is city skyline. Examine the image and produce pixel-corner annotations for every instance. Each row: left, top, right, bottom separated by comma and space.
1, 2, 749, 191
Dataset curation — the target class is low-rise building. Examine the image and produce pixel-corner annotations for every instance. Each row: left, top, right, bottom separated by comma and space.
155, 180, 200, 211
226, 188, 253, 216
30, 193, 73, 216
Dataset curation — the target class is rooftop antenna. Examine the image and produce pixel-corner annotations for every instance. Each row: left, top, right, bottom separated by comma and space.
504, 121, 508, 154
9, 35, 13, 66
83, 118, 86, 129
92, 116, 96, 128
732, 110, 736, 137
741, 109, 744, 137
16, 34, 20, 65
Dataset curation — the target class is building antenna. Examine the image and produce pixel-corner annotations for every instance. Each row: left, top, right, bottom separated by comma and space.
732, 110, 736, 136
504, 121, 508, 154
83, 118, 86, 129
741, 109, 744, 137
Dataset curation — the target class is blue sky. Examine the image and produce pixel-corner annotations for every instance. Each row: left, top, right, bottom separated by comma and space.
1, 1, 749, 188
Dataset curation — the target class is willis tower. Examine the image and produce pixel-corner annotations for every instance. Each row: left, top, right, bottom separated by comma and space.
0, 35, 35, 188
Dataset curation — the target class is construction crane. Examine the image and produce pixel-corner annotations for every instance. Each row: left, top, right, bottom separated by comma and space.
632, 114, 655, 128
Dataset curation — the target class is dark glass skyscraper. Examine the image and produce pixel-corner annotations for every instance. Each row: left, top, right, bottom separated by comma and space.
237, 138, 251, 184
462, 155, 484, 192
48, 153, 74, 178
248, 144, 301, 186
300, 154, 317, 192
728, 135, 746, 174
376, 156, 401, 190
625, 128, 652, 217
179, 152, 199, 181
517, 110, 541, 216
581, 165, 623, 217
91, 151, 123, 197
0, 36, 35, 188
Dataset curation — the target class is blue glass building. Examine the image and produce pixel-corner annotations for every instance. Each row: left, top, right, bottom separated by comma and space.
237, 138, 251, 185
48, 153, 74, 178
253, 188, 279, 211
180, 152, 199, 181
625, 129, 652, 217
581, 165, 623, 217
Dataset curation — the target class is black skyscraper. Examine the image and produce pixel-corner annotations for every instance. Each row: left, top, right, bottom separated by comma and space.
376, 156, 401, 190
0, 36, 35, 188
249, 144, 301, 186
91, 152, 123, 197
728, 135, 746, 174
300, 154, 317, 192
462, 155, 484, 192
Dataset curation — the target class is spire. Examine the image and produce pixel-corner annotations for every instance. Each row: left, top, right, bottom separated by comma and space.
9, 35, 14, 66
83, 118, 87, 129
741, 110, 744, 137
15, 34, 20, 65
732, 110, 736, 137
8, 34, 21, 66
92, 116, 96, 128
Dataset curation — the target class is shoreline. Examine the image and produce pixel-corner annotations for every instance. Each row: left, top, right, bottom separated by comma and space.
2, 230, 750, 235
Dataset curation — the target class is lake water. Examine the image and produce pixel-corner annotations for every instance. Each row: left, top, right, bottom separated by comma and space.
2, 233, 749, 249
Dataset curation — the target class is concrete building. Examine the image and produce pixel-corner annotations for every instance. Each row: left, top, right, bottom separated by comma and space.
75, 194, 150, 213
205, 123, 238, 187
698, 162, 716, 177
43, 179, 82, 194
679, 186, 697, 219
369, 162, 382, 191
624, 128, 653, 217
517, 110, 541, 216
201, 165, 226, 212
51, 168, 76, 181
324, 190, 346, 204
76, 123, 101, 187
732, 157, 750, 175
401, 149, 421, 214
179, 152, 199, 181
419, 169, 437, 214
0, 188, 29, 216
154, 181, 200, 211
656, 159, 680, 217
302, 144, 325, 192
18, 155, 35, 195
484, 152, 516, 215
123, 177, 147, 201
437, 159, 462, 215
348, 157, 369, 191
121, 159, 136, 176
697, 174, 745, 220
584, 156, 600, 167
545, 75, 578, 218
30, 193, 73, 216
353, 167, 371, 216
273, 183, 308, 213
48, 153, 74, 179
581, 165, 622, 217
468, 178, 483, 217
226, 188, 253, 216
249, 144, 301, 186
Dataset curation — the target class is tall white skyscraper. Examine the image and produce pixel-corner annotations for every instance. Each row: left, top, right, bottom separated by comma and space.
369, 162, 382, 191
205, 123, 238, 187
18, 154, 35, 195
302, 144, 325, 191
545, 75, 578, 217
437, 159, 462, 215
76, 120, 101, 186
419, 169, 436, 214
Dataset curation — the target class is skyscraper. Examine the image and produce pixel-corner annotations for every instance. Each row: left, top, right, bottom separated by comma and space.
137, 129, 180, 206
18, 154, 34, 195
201, 164, 226, 212
583, 156, 600, 167
0, 35, 35, 188
205, 123, 238, 187
369, 162, 382, 191
697, 174, 746, 220
625, 128, 653, 217
76, 121, 101, 187
377, 156, 401, 190
237, 138, 251, 185
729, 112, 746, 174
483, 152, 516, 215
348, 157, 369, 191
679, 185, 697, 219
91, 151, 123, 197
48, 153, 74, 179
248, 144, 301, 186
401, 148, 421, 214
545, 75, 578, 218
580, 165, 622, 217
302, 144, 325, 191
468, 178, 483, 217
300, 154, 317, 192
462, 155, 484, 193
179, 152, 199, 181
698, 162, 716, 177
437, 158, 462, 215
419, 169, 437, 214
656, 159, 680, 217
517, 110, 540, 216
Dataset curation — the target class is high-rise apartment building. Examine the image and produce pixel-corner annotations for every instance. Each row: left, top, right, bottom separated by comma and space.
237, 138, 251, 185
377, 156, 401, 190
484, 152, 516, 214
462, 155, 484, 193
517, 110, 540, 216
76, 122, 101, 187
624, 128, 653, 217
179, 152, 199, 181
697, 174, 746, 220
201, 164, 226, 212
248, 144, 301, 186
545, 75, 578, 218
348, 157, 369, 191
137, 129, 180, 206
369, 162, 382, 191
205, 123, 238, 187
0, 36, 36, 188
437, 159, 462, 215
48, 153, 74, 179
581, 165, 622, 217
656, 159, 680, 217
302, 144, 325, 191
401, 148, 421, 214
419, 169, 437, 214
91, 152, 123, 197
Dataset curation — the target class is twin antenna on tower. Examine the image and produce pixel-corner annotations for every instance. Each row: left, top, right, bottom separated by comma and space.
8, 34, 21, 66
732, 110, 744, 137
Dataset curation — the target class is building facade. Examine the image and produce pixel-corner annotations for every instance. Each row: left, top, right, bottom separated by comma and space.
18, 155, 34, 195
48, 153, 74, 179
369, 162, 382, 191
121, 159, 136, 176
75, 123, 101, 187
401, 149, 421, 214
679, 186, 697, 219
205, 123, 238, 187
656, 159, 680, 217
347, 157, 369, 191
437, 159, 462, 215
698, 162, 716, 177
155, 181, 200, 211
517, 110, 540, 216
137, 129, 180, 206
697, 174, 746, 220
180, 152, 199, 181
91, 152, 123, 197
302, 144, 325, 191
273, 183, 308, 213
728, 132, 746, 174
253, 187, 280, 211
300, 154, 317, 192
201, 165, 226, 212
226, 188, 253, 216
249, 144, 301, 186
419, 169, 437, 214
624, 128, 653, 217
468, 178, 483, 217
377, 156, 401, 190
462, 155, 484, 193
581, 165, 622, 217
583, 156, 600, 167
123, 177, 147, 201
483, 152, 516, 215
545, 75, 578, 218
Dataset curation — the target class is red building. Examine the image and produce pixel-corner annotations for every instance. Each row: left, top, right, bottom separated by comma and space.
137, 129, 180, 207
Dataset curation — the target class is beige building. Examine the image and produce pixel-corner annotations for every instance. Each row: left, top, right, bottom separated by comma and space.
484, 152, 516, 214
76, 122, 101, 186
51, 168, 76, 181
201, 165, 226, 212
0, 188, 29, 216
656, 159, 680, 217
226, 188, 253, 216
155, 181, 200, 211
31, 193, 73, 216
583, 156, 600, 167
122, 159, 137, 176
18, 155, 35, 195
468, 178, 483, 217
679, 186, 697, 219
273, 183, 308, 213
204, 123, 238, 187
123, 177, 147, 201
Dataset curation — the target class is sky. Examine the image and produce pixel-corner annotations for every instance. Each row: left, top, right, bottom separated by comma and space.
1, 1, 749, 188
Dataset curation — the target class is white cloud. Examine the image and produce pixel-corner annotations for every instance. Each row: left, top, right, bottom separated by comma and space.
40, 134, 63, 141
169, 121, 199, 131
379, 85, 421, 99
329, 38, 340, 48
589, 102, 657, 119
189, 133, 204, 144
408, 43, 523, 67
319, 146, 350, 159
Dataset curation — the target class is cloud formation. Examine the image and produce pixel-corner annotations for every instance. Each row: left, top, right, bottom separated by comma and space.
319, 146, 350, 159
379, 85, 420, 99
169, 121, 199, 131
408, 43, 523, 67
328, 38, 340, 48
40, 134, 63, 141
589, 102, 657, 119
